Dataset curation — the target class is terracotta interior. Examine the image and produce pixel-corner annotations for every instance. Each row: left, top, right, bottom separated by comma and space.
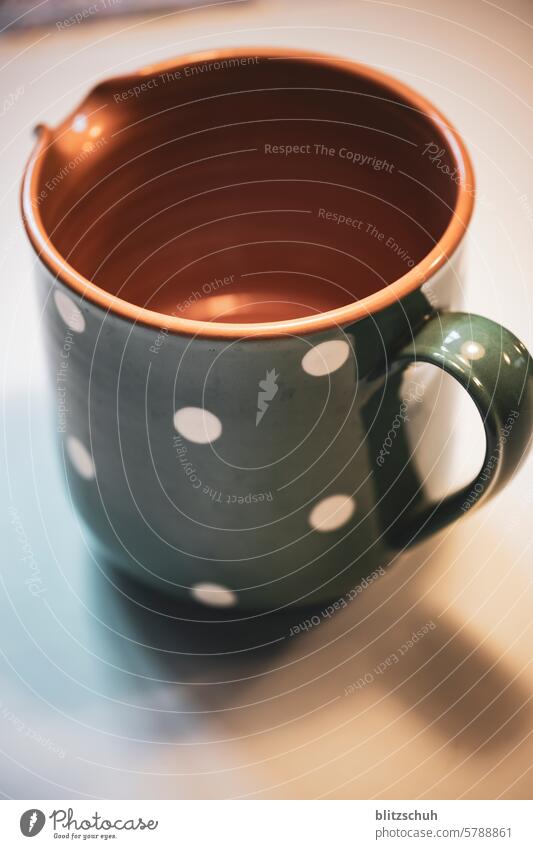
37, 56, 459, 323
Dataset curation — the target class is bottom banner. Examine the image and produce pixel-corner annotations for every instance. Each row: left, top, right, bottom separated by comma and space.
0, 799, 530, 847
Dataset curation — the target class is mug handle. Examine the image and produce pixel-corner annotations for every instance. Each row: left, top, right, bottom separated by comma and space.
390, 312, 533, 546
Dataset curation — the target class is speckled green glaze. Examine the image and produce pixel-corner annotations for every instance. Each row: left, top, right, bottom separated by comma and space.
33, 256, 533, 613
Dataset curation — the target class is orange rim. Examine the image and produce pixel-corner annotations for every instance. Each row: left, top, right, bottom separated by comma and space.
21, 46, 475, 339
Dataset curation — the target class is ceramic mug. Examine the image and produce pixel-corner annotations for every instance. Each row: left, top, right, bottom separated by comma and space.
22, 48, 533, 612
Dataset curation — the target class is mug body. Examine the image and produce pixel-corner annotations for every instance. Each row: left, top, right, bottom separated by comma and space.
33, 253, 465, 611
22, 49, 473, 611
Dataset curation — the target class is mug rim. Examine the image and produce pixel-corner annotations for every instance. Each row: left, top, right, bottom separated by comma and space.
21, 46, 475, 339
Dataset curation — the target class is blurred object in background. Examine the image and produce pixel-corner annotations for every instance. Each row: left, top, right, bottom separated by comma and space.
0, 0, 247, 32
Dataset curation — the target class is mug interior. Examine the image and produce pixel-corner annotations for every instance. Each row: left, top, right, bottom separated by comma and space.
36, 53, 460, 324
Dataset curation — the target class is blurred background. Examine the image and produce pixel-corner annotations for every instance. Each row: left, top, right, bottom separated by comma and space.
1, 0, 533, 799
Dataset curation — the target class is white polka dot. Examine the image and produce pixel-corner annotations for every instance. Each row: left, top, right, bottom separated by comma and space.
54, 290, 86, 333
72, 114, 88, 133
191, 582, 237, 607
66, 436, 95, 479
173, 406, 222, 444
461, 340, 485, 361
302, 340, 351, 376
309, 494, 356, 532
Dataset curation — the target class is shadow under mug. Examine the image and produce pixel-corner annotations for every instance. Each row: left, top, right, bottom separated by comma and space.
21, 48, 533, 613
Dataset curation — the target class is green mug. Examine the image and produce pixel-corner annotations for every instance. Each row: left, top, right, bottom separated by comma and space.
21, 48, 533, 612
